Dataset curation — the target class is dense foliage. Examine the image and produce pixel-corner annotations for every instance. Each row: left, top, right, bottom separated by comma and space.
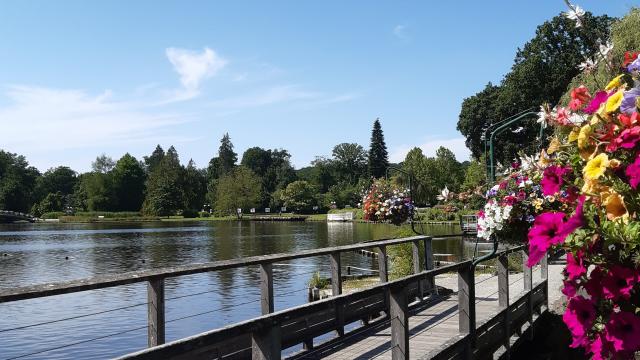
457, 11, 613, 163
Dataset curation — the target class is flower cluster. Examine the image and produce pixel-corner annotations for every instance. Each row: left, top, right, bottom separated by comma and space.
522, 49, 640, 358
476, 161, 577, 243
361, 179, 413, 225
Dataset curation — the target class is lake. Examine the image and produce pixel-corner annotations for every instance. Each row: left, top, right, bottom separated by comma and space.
0, 221, 487, 359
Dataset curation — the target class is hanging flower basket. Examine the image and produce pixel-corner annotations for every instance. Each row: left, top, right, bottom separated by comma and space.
361, 179, 414, 225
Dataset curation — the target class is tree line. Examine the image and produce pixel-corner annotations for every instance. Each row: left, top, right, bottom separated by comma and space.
0, 119, 413, 216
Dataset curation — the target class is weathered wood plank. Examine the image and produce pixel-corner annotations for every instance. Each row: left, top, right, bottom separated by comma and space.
378, 245, 388, 283
260, 263, 274, 315
330, 252, 344, 336
412, 239, 424, 300
147, 279, 165, 347
457, 264, 475, 353
389, 284, 409, 360
251, 325, 281, 360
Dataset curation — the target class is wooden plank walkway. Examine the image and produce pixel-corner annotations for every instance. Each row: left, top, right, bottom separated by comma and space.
297, 268, 544, 359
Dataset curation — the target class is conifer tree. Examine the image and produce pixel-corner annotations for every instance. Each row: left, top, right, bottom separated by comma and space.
367, 118, 389, 178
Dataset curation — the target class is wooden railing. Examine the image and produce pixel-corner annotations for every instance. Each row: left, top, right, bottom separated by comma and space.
0, 236, 548, 360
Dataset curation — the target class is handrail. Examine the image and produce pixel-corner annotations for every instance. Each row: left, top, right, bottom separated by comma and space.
0, 235, 428, 303
117, 244, 528, 360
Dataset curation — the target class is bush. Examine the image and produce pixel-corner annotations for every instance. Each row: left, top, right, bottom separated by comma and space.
181, 209, 199, 218
199, 211, 211, 218
416, 208, 457, 221
41, 211, 65, 219
308, 272, 331, 289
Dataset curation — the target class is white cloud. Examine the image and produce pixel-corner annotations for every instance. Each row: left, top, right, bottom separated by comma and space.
208, 85, 357, 109
393, 24, 409, 41
0, 85, 191, 169
390, 137, 471, 163
165, 47, 227, 100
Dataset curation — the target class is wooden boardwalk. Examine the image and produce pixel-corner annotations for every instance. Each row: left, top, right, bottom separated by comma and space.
296, 268, 545, 359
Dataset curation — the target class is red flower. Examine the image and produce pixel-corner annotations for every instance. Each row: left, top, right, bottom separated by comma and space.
602, 265, 638, 300
570, 86, 591, 110
618, 112, 639, 128
605, 311, 640, 353
623, 51, 640, 67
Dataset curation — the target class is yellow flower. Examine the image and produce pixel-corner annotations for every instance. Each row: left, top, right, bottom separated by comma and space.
602, 191, 628, 221
537, 149, 551, 168
583, 153, 609, 180
581, 178, 609, 195
568, 128, 580, 143
546, 137, 560, 154
605, 90, 625, 113
605, 74, 624, 91
577, 124, 592, 149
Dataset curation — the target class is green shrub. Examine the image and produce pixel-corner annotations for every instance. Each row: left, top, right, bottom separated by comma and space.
181, 209, 199, 218
199, 211, 211, 218
41, 211, 65, 219
308, 272, 331, 289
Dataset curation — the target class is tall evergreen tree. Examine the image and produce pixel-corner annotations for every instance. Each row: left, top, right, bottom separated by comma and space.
217, 133, 237, 175
368, 118, 389, 178
144, 145, 165, 173
183, 159, 207, 211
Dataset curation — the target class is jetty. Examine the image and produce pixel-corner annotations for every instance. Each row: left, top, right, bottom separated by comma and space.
0, 235, 557, 359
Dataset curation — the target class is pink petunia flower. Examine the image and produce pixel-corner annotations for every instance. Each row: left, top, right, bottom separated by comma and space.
585, 266, 605, 301
558, 195, 586, 239
563, 296, 597, 348
566, 250, 586, 280
584, 91, 610, 114
540, 165, 570, 196
562, 279, 577, 298
610, 126, 640, 151
602, 265, 638, 300
605, 311, 640, 352
526, 212, 566, 267
625, 154, 640, 190
588, 333, 612, 360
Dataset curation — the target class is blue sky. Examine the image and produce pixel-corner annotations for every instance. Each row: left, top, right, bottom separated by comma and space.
0, 1, 632, 172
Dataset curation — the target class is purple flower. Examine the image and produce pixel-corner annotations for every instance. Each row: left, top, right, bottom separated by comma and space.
628, 57, 640, 72
621, 88, 640, 114
584, 91, 610, 114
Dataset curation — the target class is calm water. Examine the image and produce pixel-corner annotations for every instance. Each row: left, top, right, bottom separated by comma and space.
0, 221, 485, 359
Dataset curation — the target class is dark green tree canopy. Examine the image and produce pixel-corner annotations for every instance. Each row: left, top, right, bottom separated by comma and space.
217, 133, 237, 175
143, 146, 185, 216
36, 166, 77, 198
332, 143, 367, 184
368, 118, 389, 178
92, 154, 115, 174
112, 153, 146, 211
144, 145, 165, 173
0, 150, 40, 212
457, 12, 613, 163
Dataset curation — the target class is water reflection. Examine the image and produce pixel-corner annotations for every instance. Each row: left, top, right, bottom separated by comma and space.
0, 221, 467, 359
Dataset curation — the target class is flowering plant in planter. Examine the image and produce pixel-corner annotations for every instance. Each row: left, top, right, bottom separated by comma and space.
361, 179, 413, 225
523, 49, 640, 358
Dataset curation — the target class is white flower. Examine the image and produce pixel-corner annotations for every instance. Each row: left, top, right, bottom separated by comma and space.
599, 41, 614, 57
564, 4, 585, 27
436, 186, 451, 201
578, 58, 597, 72
568, 113, 586, 125
537, 105, 550, 128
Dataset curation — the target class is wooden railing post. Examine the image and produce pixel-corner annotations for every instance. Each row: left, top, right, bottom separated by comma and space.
498, 255, 510, 359
330, 252, 344, 336
251, 326, 282, 360
389, 284, 409, 360
424, 237, 436, 295
260, 263, 274, 315
147, 278, 165, 347
522, 250, 534, 340
378, 245, 388, 283
412, 239, 423, 301
458, 264, 476, 356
